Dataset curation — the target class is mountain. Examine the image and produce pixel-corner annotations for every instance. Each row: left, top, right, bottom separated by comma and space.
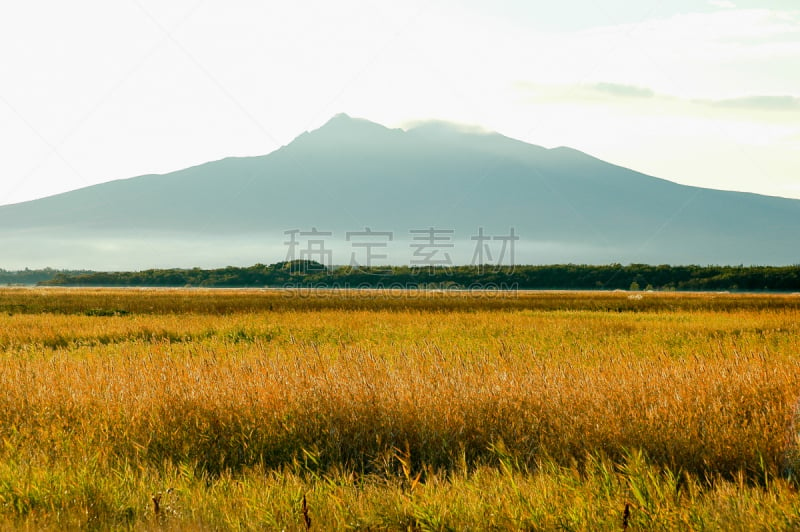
1, 113, 799, 269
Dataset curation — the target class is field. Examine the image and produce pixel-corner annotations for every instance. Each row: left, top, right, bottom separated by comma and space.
1, 288, 799, 530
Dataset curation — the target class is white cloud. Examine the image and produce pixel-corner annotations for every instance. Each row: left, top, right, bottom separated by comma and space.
708, 95, 800, 111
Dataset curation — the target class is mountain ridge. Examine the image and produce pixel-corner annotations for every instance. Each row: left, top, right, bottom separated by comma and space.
1, 114, 798, 269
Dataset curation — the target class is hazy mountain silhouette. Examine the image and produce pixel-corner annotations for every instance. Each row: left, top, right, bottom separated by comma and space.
1, 113, 798, 269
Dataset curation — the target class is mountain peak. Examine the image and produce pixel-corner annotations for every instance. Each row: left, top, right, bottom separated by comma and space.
323, 112, 355, 125
319, 113, 387, 132
290, 113, 400, 149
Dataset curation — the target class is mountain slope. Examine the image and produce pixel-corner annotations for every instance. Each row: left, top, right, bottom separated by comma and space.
1, 113, 798, 269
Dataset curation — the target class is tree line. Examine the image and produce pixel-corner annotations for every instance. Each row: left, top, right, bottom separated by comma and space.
35, 261, 800, 291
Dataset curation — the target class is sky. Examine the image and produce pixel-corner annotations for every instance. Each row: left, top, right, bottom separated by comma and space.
1, 0, 798, 208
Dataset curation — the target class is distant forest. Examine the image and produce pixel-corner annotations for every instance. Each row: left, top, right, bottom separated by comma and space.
0, 268, 93, 286
33, 261, 800, 291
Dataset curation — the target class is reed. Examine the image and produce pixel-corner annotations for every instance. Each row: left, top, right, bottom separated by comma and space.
0, 288, 798, 529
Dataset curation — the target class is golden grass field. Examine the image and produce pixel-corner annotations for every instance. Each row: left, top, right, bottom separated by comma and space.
0, 287, 799, 530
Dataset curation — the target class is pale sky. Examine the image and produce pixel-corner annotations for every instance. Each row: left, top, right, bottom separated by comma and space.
1, 0, 798, 207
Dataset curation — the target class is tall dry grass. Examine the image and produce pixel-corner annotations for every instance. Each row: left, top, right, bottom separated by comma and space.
1, 296, 798, 476
0, 288, 799, 528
